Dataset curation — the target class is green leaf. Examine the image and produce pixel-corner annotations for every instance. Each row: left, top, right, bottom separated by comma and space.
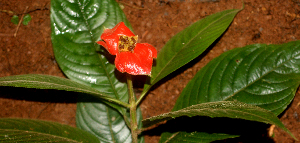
142, 8, 241, 95
50, 0, 142, 142
77, 96, 144, 143
51, 0, 130, 115
0, 118, 99, 142
159, 132, 238, 143
11, 15, 19, 25
156, 101, 296, 142
143, 101, 292, 134
0, 74, 128, 107
22, 14, 31, 25
160, 41, 300, 143
173, 40, 300, 115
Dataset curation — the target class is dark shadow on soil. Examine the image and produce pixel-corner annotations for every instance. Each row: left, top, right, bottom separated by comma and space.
142, 116, 274, 143
0, 86, 126, 105
0, 86, 125, 109
0, 86, 78, 103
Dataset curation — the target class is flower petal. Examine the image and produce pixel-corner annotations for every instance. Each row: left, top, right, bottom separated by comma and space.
96, 41, 108, 49
137, 43, 157, 58
98, 22, 135, 55
96, 22, 157, 75
115, 43, 156, 75
115, 52, 149, 75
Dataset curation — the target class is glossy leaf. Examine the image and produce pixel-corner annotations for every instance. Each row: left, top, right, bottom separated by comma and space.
51, 0, 130, 113
159, 132, 238, 143
142, 8, 241, 95
50, 0, 143, 142
173, 41, 300, 115
160, 41, 300, 143
143, 101, 293, 138
156, 101, 297, 142
77, 96, 144, 143
0, 74, 128, 107
22, 14, 31, 25
0, 118, 99, 142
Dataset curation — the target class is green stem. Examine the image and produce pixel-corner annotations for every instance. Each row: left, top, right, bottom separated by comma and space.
102, 96, 131, 108
135, 86, 150, 106
127, 74, 138, 143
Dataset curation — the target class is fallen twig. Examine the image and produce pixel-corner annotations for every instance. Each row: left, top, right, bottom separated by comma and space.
14, 6, 29, 37
0, 9, 15, 15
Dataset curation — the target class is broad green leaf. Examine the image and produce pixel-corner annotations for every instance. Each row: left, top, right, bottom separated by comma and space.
143, 101, 292, 135
11, 15, 19, 25
77, 95, 144, 143
156, 101, 296, 142
160, 41, 300, 143
0, 74, 128, 107
50, 0, 142, 142
0, 118, 99, 142
173, 41, 300, 115
142, 8, 241, 95
22, 14, 31, 25
159, 132, 238, 143
51, 0, 130, 113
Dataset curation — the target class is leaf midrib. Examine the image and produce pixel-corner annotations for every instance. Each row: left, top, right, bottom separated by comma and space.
75, 1, 122, 142
106, 107, 117, 143
145, 107, 275, 125
151, 9, 239, 85
0, 79, 106, 96
164, 132, 179, 143
74, 0, 122, 101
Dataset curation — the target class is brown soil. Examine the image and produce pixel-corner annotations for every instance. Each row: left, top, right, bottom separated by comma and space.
0, 0, 300, 143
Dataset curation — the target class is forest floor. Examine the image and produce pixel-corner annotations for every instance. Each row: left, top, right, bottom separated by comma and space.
1, 0, 300, 142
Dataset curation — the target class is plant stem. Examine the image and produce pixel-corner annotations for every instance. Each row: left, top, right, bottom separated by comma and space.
135, 87, 149, 106
101, 95, 131, 108
127, 74, 138, 143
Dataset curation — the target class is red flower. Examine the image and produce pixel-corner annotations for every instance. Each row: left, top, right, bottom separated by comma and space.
97, 22, 157, 76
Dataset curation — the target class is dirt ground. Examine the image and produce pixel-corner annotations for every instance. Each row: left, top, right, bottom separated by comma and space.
1, 0, 300, 142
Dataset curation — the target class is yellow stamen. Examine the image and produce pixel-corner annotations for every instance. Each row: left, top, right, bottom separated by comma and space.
118, 35, 138, 52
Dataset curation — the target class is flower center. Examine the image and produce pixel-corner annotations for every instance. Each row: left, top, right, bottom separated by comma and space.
118, 35, 138, 52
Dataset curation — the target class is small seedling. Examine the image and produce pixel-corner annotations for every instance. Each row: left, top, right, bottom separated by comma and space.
11, 15, 19, 25
10, 14, 31, 25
